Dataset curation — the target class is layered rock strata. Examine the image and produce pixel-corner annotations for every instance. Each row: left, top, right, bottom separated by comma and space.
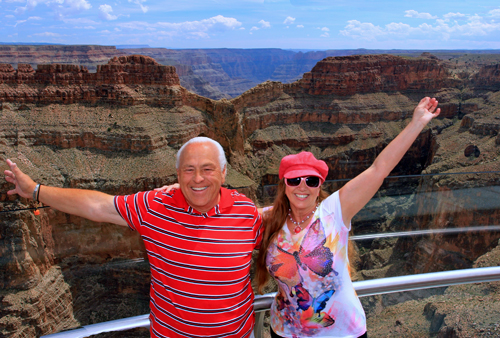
1, 53, 499, 337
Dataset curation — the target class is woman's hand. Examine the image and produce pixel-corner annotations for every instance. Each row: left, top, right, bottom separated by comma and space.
154, 183, 180, 193
412, 97, 441, 127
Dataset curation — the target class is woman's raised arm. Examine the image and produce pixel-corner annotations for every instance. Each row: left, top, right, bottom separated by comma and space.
339, 97, 440, 225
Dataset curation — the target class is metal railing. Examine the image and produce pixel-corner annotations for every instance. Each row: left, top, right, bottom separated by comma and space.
42, 266, 500, 338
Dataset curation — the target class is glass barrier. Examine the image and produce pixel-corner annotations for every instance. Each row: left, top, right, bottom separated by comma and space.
1, 172, 499, 337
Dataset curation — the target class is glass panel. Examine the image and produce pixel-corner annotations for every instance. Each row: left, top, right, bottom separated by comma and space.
2, 167, 499, 337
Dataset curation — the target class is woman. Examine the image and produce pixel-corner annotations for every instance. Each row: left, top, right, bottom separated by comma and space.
255, 97, 440, 337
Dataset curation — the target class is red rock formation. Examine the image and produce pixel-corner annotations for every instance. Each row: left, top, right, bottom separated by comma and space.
96, 55, 179, 86
472, 64, 500, 90
298, 54, 455, 96
0, 55, 180, 105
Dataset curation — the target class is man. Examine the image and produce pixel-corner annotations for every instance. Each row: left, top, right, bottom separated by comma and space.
4, 136, 263, 338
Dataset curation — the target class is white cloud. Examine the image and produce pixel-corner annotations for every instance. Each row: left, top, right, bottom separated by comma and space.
14, 0, 92, 19
250, 19, 270, 31
99, 4, 117, 20
340, 20, 386, 40
118, 15, 243, 39
5, 15, 16, 19
297, 24, 304, 28
489, 9, 500, 18
259, 19, 271, 28
341, 13, 500, 42
14, 15, 41, 26
405, 10, 438, 20
320, 32, 329, 37
156, 15, 242, 31
321, 27, 329, 31
443, 12, 467, 21
34, 32, 61, 37
284, 16, 295, 25
128, 0, 148, 13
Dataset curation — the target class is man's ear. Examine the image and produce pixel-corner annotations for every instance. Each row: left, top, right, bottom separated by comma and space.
222, 165, 227, 184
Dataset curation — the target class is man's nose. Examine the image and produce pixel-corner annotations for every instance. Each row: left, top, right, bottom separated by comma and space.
193, 170, 204, 183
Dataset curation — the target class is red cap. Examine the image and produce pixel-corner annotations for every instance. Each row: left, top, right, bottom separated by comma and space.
279, 152, 328, 182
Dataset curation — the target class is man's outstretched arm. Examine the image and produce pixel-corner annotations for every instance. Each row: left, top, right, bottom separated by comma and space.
4, 159, 128, 226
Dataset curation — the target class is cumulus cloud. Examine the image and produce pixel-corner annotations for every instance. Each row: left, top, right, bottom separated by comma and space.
318, 26, 329, 37
250, 19, 271, 32
489, 9, 500, 18
33, 31, 61, 37
128, 0, 148, 13
405, 10, 438, 20
341, 12, 500, 42
284, 16, 295, 25
118, 15, 243, 39
297, 24, 304, 28
258, 19, 271, 28
443, 12, 467, 21
99, 4, 117, 20
14, 0, 91, 19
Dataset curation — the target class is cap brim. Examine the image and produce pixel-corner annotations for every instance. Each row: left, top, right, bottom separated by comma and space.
283, 169, 323, 179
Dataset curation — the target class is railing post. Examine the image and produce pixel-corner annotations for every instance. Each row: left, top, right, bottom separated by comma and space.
254, 311, 265, 338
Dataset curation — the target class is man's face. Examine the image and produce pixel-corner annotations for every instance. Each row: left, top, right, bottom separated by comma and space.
177, 142, 226, 213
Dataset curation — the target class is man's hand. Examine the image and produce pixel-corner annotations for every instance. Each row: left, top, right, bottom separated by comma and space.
4, 159, 37, 199
4, 158, 127, 226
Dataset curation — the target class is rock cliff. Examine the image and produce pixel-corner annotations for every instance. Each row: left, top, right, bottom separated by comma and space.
1, 52, 499, 337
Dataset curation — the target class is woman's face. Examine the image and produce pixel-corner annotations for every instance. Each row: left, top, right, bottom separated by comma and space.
284, 176, 321, 213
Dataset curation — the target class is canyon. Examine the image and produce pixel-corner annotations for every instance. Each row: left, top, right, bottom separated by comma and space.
0, 49, 499, 337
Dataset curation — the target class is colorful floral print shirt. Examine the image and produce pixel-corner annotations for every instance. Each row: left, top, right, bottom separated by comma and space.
266, 191, 366, 338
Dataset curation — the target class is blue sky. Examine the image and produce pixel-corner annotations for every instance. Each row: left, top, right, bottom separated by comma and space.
2, 0, 500, 49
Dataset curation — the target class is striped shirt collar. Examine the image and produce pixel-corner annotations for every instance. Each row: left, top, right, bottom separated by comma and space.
166, 187, 233, 217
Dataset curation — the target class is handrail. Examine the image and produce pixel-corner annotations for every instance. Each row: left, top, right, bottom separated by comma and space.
41, 266, 500, 338
351, 225, 500, 241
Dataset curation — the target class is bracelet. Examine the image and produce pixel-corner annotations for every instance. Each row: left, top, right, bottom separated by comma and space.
37, 184, 41, 203
32, 184, 41, 202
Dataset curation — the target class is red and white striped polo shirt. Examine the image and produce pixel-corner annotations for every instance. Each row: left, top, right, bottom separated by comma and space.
114, 187, 263, 338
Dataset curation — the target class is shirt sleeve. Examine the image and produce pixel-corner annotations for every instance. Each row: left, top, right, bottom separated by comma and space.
321, 190, 351, 231
253, 207, 264, 249
113, 191, 149, 232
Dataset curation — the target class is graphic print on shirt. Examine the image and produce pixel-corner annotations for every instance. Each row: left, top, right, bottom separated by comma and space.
269, 218, 336, 285
268, 218, 338, 329
294, 283, 336, 327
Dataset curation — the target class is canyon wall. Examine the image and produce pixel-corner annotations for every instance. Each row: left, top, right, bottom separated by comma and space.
0, 53, 499, 337
5, 45, 498, 100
